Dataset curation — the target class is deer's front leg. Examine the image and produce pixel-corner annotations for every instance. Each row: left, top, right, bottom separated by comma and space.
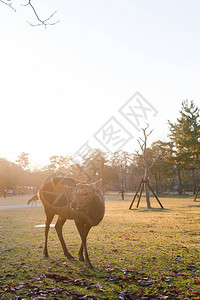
75, 221, 92, 268
78, 223, 91, 261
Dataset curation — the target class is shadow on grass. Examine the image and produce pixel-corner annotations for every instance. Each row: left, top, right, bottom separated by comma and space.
129, 207, 171, 213
155, 193, 195, 199
187, 203, 200, 209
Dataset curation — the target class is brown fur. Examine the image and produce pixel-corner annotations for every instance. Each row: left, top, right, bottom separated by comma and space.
28, 176, 104, 268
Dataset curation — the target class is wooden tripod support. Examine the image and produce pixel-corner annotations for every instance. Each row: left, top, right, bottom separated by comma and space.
194, 185, 200, 201
129, 178, 164, 209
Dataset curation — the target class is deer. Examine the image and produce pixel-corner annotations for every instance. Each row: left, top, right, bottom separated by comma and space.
28, 175, 105, 268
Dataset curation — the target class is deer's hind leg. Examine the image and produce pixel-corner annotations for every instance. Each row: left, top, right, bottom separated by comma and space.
44, 212, 55, 258
55, 216, 74, 260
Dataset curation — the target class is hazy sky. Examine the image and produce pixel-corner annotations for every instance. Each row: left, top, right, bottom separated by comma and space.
0, 0, 199, 167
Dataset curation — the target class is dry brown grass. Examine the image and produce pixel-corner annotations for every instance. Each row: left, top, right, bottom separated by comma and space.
1, 193, 200, 299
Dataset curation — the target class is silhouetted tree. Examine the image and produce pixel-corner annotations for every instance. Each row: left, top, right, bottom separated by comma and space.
110, 150, 133, 199
16, 152, 30, 170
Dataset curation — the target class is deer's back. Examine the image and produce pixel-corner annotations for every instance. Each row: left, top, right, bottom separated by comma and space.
39, 175, 77, 218
38, 175, 105, 224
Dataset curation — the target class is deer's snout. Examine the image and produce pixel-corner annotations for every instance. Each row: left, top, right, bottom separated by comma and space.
71, 201, 80, 210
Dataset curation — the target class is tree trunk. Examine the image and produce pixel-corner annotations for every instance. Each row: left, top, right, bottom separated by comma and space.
177, 167, 182, 195
124, 166, 127, 188
145, 169, 151, 208
121, 166, 124, 200
158, 171, 162, 193
191, 169, 196, 194
153, 172, 158, 194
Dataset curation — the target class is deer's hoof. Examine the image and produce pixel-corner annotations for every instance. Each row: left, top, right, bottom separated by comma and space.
69, 256, 75, 261
79, 256, 84, 262
86, 261, 93, 268
65, 253, 74, 260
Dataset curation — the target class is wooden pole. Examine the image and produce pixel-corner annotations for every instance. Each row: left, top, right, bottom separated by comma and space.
194, 185, 200, 201
148, 182, 164, 209
129, 178, 143, 209
136, 181, 144, 208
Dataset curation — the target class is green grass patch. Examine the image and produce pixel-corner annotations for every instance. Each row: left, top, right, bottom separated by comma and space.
1, 194, 200, 299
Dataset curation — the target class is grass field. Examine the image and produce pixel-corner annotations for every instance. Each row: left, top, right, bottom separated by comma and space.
1, 193, 200, 299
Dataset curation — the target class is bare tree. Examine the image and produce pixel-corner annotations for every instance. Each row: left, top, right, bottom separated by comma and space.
129, 124, 163, 209
110, 151, 133, 200
0, 0, 60, 28
136, 125, 153, 208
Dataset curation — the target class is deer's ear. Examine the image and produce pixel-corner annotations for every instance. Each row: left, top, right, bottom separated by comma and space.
92, 179, 102, 191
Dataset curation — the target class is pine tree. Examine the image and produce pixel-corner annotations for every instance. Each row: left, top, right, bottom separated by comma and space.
168, 100, 200, 194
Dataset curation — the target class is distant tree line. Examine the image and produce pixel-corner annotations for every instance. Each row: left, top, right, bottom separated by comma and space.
0, 100, 200, 196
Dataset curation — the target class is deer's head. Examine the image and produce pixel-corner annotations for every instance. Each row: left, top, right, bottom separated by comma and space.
71, 179, 102, 211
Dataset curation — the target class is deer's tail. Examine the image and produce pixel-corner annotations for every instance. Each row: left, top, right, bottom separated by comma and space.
27, 194, 39, 205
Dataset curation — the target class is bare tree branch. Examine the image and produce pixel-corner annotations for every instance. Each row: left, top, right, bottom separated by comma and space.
139, 137, 145, 144
136, 125, 154, 167
135, 149, 143, 158
23, 1, 60, 28
148, 154, 160, 171
0, 0, 16, 11
147, 129, 153, 137
0, 0, 60, 28
144, 123, 150, 132
137, 139, 144, 152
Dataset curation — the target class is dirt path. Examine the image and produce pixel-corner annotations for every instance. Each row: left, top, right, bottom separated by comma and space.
0, 203, 42, 210
0, 194, 42, 209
